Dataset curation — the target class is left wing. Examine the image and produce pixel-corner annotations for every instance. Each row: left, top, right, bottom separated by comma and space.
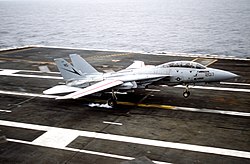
56, 80, 123, 99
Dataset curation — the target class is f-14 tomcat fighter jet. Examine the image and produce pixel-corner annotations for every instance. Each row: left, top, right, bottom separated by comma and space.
43, 54, 238, 106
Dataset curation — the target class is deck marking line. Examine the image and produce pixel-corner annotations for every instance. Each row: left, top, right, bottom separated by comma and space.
118, 102, 250, 117
174, 107, 250, 117
0, 90, 250, 117
220, 82, 250, 86
205, 59, 218, 66
32, 129, 79, 148
0, 73, 63, 79
7, 138, 171, 164
7, 138, 133, 161
145, 89, 161, 92
1, 120, 250, 159
103, 121, 123, 126
0, 57, 55, 65
0, 70, 20, 75
0, 109, 12, 113
0, 68, 60, 74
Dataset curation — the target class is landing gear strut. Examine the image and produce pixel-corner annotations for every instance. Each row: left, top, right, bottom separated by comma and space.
183, 84, 190, 98
107, 90, 117, 107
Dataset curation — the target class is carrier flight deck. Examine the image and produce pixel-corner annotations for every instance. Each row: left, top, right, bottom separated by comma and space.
0, 46, 249, 164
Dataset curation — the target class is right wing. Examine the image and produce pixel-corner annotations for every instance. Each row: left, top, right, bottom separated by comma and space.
56, 80, 123, 99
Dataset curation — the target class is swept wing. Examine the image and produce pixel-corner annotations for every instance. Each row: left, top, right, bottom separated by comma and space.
57, 80, 123, 99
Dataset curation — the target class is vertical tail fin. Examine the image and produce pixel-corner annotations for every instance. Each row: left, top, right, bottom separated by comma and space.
54, 58, 83, 81
69, 54, 100, 75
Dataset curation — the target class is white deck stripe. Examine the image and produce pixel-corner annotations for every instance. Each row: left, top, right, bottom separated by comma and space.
1, 120, 250, 159
0, 70, 20, 75
7, 138, 170, 164
145, 89, 161, 92
0, 109, 12, 113
220, 82, 250, 86
103, 121, 123, 126
0, 90, 249, 117
0, 73, 62, 79
175, 85, 250, 93
0, 68, 60, 74
174, 107, 250, 117
32, 129, 79, 148
7, 138, 132, 160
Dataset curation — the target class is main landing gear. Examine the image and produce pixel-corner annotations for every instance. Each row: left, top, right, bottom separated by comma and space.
107, 90, 117, 107
183, 84, 190, 98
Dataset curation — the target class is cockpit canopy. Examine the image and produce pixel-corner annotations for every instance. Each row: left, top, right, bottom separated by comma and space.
159, 61, 206, 69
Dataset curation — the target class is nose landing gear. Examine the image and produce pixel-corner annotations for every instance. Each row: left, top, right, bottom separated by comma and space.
183, 85, 190, 98
107, 90, 117, 107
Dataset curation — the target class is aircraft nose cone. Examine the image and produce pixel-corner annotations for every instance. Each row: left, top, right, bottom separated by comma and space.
218, 70, 239, 80
224, 71, 238, 79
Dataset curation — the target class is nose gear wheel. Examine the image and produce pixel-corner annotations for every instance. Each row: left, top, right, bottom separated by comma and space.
183, 84, 190, 98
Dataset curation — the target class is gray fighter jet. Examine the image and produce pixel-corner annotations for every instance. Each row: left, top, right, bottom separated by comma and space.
43, 54, 238, 106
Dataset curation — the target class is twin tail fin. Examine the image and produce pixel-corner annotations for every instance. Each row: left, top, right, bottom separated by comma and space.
54, 54, 100, 81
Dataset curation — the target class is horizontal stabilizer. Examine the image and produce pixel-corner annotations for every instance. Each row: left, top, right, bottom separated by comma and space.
43, 85, 81, 95
57, 80, 123, 99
